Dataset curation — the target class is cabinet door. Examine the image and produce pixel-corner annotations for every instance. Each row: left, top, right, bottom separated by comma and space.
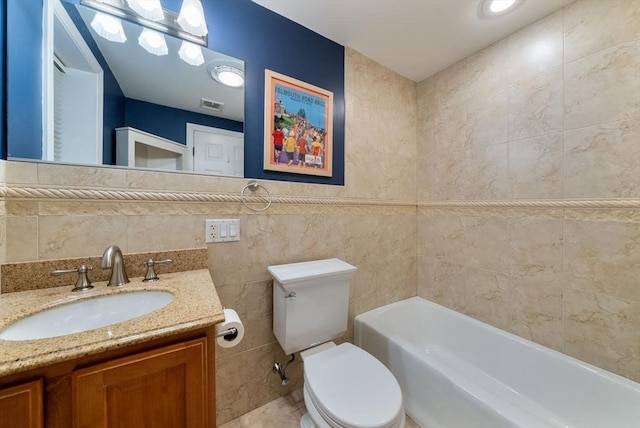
0, 379, 43, 428
72, 338, 207, 428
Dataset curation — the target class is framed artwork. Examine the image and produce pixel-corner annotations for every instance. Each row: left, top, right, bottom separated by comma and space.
264, 70, 333, 177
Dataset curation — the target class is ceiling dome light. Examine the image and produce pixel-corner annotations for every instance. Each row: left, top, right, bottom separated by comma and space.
138, 28, 168, 56
90, 12, 127, 43
211, 65, 244, 88
126, 0, 164, 22
178, 41, 205, 66
479, 0, 523, 18
490, 0, 516, 12
177, 0, 208, 37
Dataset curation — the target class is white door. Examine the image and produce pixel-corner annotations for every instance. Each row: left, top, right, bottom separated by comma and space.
187, 124, 243, 177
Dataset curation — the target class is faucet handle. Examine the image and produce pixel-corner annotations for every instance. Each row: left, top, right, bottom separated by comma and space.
142, 259, 173, 282
52, 265, 94, 292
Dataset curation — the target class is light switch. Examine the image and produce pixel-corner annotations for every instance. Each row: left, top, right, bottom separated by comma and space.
205, 219, 240, 243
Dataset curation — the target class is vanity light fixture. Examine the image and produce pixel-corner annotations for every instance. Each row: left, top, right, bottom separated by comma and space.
81, 0, 208, 46
210, 65, 244, 88
125, 0, 164, 22
90, 12, 127, 43
178, 41, 205, 66
138, 28, 168, 55
479, 0, 523, 18
177, 0, 208, 37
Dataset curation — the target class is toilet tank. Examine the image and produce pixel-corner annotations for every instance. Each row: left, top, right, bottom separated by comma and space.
268, 259, 357, 355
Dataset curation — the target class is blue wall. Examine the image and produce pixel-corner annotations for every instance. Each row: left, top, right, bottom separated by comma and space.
4, 0, 345, 185
125, 99, 243, 145
6, 0, 43, 159
0, 0, 5, 159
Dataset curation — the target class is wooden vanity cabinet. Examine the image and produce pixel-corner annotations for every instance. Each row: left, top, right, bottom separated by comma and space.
72, 338, 207, 428
0, 329, 216, 428
0, 379, 43, 428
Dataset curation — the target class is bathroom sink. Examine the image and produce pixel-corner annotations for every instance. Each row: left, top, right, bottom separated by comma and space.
0, 291, 174, 341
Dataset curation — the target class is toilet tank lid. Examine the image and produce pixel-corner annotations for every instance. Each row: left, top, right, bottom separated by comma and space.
267, 258, 357, 286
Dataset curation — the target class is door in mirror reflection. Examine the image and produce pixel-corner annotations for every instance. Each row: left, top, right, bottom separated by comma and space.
189, 124, 243, 177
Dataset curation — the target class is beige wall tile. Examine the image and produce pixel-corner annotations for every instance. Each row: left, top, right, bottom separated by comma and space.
428, 260, 466, 312
564, 118, 640, 198
508, 217, 563, 283
125, 169, 196, 192
37, 163, 126, 188
3, 161, 38, 184
465, 268, 512, 330
563, 289, 640, 382
126, 215, 204, 253
216, 351, 250, 424
564, 219, 640, 301
466, 143, 509, 200
508, 10, 564, 81
564, 0, 640, 63
435, 60, 468, 107
433, 152, 467, 200
564, 41, 640, 130
5, 216, 38, 263
464, 215, 509, 272
508, 133, 563, 199
467, 86, 509, 148
506, 277, 563, 351
508, 67, 564, 140
38, 215, 127, 259
424, 214, 465, 263
466, 39, 510, 93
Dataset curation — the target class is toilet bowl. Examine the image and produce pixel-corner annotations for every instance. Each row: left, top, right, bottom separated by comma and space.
267, 259, 405, 428
300, 342, 405, 428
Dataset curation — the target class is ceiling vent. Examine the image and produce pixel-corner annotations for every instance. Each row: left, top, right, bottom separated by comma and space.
200, 98, 225, 112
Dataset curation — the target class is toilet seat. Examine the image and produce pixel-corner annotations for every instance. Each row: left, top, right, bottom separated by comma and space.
304, 343, 404, 428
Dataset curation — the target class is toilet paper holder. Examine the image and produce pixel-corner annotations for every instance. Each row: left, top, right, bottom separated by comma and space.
215, 327, 238, 341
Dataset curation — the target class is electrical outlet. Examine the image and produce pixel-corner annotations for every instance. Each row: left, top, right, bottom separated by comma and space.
205, 219, 240, 243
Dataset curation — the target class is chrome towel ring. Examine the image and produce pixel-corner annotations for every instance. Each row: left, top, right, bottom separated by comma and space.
241, 180, 272, 212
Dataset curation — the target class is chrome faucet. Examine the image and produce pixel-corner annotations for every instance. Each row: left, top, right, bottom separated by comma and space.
101, 245, 129, 287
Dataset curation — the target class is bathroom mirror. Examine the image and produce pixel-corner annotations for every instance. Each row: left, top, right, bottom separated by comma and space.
11, 0, 245, 177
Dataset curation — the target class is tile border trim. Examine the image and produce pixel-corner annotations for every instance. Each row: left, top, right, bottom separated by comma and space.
419, 199, 640, 209
0, 185, 637, 209
0, 185, 413, 207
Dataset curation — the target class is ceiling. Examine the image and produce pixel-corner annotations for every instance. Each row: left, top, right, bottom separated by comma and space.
251, 0, 574, 82
65, 5, 245, 122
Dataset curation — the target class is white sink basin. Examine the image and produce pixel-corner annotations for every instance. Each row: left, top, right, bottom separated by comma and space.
0, 291, 174, 341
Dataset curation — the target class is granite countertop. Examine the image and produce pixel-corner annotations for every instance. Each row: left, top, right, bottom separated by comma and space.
0, 269, 224, 377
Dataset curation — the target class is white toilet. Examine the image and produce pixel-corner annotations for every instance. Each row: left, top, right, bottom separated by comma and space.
268, 259, 405, 428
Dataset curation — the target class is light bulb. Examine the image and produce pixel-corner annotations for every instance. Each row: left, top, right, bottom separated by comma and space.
126, 0, 164, 21
177, 0, 208, 37
138, 28, 168, 56
178, 41, 204, 66
90, 12, 127, 43
489, 0, 516, 13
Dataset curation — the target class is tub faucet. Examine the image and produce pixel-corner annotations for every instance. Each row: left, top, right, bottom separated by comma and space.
101, 245, 129, 287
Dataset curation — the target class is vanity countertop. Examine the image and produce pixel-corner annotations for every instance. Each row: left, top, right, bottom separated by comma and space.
0, 269, 224, 377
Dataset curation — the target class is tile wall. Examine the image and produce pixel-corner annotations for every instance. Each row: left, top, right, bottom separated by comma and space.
417, 0, 639, 382
0, 0, 638, 424
0, 47, 417, 424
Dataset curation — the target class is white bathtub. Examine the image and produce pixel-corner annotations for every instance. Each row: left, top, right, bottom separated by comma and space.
354, 297, 640, 428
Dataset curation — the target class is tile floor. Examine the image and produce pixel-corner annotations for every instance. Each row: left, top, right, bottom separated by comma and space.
220, 389, 420, 428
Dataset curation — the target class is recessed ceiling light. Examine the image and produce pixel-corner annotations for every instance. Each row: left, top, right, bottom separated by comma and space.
479, 0, 523, 18
210, 65, 244, 88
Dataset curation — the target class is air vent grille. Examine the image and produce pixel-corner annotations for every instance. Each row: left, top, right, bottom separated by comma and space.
200, 98, 225, 111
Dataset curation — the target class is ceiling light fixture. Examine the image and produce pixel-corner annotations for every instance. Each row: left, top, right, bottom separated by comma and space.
177, 0, 208, 37
210, 65, 244, 88
125, 0, 164, 22
138, 28, 168, 55
90, 12, 127, 43
479, 0, 523, 18
81, 0, 208, 46
178, 41, 205, 66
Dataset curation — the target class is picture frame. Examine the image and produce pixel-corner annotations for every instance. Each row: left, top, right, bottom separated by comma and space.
264, 69, 333, 177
